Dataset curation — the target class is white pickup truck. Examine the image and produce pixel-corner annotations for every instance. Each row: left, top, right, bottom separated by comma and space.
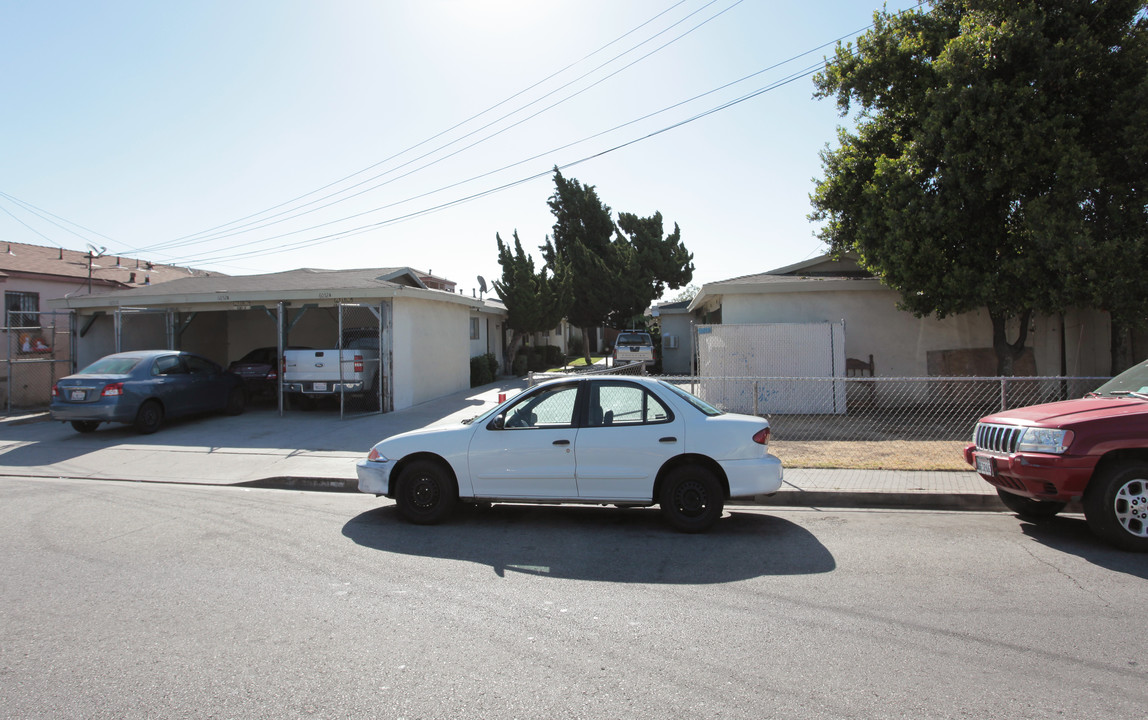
283, 329, 381, 408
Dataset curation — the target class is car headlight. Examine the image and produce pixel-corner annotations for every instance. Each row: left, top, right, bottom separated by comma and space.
1016, 428, 1074, 454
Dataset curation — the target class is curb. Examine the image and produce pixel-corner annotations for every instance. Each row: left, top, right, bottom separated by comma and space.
235, 476, 1011, 513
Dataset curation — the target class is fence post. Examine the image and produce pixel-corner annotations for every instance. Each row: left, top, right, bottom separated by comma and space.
753, 381, 759, 416
1000, 377, 1008, 411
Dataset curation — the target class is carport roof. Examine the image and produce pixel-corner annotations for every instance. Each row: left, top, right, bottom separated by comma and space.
47, 267, 495, 312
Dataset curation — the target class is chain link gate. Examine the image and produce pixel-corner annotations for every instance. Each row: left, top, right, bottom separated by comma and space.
3, 310, 75, 413
336, 302, 389, 418
694, 322, 847, 414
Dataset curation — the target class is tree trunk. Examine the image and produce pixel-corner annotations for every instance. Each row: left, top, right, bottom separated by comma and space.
582, 326, 593, 366
990, 309, 1032, 376
1110, 317, 1134, 376
505, 330, 524, 375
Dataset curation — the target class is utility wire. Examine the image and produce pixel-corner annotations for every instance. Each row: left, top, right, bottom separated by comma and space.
166, 60, 829, 267
138, 0, 741, 254
136, 0, 715, 252
158, 25, 866, 267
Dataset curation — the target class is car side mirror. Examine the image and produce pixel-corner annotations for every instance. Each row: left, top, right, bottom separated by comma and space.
489, 414, 505, 431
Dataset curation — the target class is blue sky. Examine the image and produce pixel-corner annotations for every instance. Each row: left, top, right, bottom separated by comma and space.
1, 1, 918, 298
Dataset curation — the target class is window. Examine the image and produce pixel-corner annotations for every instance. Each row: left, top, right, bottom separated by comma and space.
470, 317, 480, 340
184, 356, 217, 374
590, 381, 672, 426
502, 384, 579, 428
153, 356, 185, 375
4, 291, 39, 329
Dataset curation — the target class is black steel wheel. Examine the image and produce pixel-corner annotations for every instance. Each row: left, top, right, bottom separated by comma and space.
395, 460, 458, 525
224, 387, 245, 416
1084, 462, 1148, 552
996, 488, 1066, 522
659, 465, 724, 533
70, 420, 99, 433
133, 400, 164, 434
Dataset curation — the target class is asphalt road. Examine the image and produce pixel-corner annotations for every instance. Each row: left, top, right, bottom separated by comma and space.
2, 476, 1145, 719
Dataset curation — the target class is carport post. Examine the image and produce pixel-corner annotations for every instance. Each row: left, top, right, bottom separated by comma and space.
277, 302, 285, 417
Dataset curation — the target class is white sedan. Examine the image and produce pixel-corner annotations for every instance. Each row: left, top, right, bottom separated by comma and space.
356, 376, 783, 532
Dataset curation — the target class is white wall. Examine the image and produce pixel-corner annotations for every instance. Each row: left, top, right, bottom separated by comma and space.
721, 288, 1111, 377
658, 312, 693, 375
392, 297, 470, 410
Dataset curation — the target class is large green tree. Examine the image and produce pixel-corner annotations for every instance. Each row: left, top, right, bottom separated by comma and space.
493, 231, 568, 372
810, 0, 1148, 375
542, 170, 694, 363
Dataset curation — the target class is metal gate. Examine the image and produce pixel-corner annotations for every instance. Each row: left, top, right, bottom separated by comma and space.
2, 310, 75, 412
694, 321, 847, 414
337, 302, 390, 417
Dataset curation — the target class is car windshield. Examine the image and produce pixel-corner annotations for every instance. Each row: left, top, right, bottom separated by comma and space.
1092, 360, 1148, 398
617, 333, 651, 345
658, 380, 723, 416
80, 357, 141, 374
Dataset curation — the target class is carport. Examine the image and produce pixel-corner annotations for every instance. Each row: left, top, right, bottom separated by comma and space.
47, 267, 506, 416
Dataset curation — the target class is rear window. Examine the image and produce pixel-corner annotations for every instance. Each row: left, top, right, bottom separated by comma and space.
80, 357, 141, 374
616, 333, 652, 345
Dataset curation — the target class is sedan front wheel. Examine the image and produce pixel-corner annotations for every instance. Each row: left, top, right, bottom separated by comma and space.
395, 460, 458, 525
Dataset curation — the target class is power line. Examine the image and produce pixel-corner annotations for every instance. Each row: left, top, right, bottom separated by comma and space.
135, 0, 721, 254
164, 59, 831, 267
137, 0, 743, 256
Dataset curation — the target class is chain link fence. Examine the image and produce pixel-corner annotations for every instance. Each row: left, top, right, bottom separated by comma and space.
2, 310, 75, 413
657, 374, 1108, 471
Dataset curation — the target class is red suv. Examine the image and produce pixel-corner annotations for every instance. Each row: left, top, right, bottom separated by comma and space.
965, 360, 1148, 552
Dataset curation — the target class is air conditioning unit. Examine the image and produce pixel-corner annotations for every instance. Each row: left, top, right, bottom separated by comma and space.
664, 334, 679, 349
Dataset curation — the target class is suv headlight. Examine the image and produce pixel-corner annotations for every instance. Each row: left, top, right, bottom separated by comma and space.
1016, 428, 1074, 454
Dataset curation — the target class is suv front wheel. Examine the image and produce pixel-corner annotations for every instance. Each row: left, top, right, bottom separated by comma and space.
1084, 462, 1148, 552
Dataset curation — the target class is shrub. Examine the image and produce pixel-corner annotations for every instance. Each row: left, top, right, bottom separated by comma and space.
470, 354, 496, 387
512, 353, 528, 376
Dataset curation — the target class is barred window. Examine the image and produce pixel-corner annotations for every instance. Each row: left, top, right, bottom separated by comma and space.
4, 291, 39, 329
470, 317, 480, 340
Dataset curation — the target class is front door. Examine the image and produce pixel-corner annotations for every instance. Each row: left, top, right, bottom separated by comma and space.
467, 382, 581, 499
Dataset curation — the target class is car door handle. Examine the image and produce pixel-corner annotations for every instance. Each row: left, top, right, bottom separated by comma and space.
659, 437, 677, 443
553, 439, 570, 446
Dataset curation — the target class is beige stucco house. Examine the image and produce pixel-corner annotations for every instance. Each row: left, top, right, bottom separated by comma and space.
685, 253, 1111, 378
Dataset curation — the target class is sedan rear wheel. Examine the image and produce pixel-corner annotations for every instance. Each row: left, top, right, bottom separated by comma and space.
659, 465, 724, 533
395, 460, 458, 525
133, 400, 164, 435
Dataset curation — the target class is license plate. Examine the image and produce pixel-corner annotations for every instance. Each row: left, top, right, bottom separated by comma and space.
975, 454, 995, 476
313, 382, 327, 392
70, 390, 85, 401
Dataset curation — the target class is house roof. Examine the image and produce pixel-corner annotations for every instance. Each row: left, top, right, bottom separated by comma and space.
687, 252, 884, 313
45, 265, 503, 315
0, 239, 223, 290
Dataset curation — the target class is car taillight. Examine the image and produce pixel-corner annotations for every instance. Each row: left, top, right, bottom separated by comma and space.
267, 369, 277, 381
367, 447, 382, 461
51, 384, 59, 397
101, 382, 124, 397
354, 354, 363, 373
752, 427, 771, 445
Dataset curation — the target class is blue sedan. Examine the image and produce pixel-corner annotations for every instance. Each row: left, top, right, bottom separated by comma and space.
50, 350, 245, 434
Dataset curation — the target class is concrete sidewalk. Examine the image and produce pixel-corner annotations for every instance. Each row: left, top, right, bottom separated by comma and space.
0, 378, 1004, 512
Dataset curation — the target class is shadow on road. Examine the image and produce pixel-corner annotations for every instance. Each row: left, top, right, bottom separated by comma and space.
342, 503, 835, 583
1014, 514, 1148, 579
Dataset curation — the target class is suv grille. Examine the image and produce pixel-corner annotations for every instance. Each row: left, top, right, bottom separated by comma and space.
975, 423, 1023, 454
